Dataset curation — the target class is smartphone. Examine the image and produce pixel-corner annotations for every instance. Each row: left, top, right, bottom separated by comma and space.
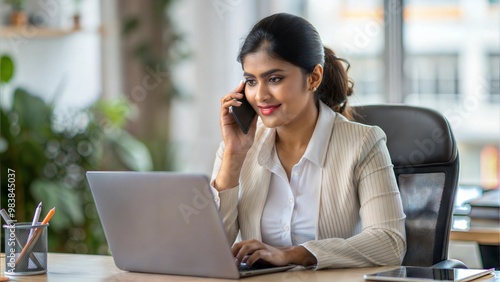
229, 83, 256, 134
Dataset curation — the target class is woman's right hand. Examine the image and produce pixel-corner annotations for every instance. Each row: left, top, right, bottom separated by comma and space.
214, 81, 257, 191
219, 81, 257, 155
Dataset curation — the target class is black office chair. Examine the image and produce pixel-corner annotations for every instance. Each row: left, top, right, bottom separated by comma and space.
352, 104, 467, 269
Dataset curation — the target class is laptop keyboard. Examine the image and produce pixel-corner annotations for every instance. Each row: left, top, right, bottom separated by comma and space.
238, 262, 277, 271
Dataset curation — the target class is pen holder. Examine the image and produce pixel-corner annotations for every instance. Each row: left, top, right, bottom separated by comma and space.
3, 222, 48, 275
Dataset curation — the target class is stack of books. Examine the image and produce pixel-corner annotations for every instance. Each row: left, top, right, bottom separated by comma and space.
466, 189, 500, 220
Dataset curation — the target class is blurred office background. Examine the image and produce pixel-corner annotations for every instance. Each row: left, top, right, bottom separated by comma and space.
0, 0, 498, 266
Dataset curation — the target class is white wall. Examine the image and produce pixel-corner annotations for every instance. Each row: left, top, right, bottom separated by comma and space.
0, 0, 102, 113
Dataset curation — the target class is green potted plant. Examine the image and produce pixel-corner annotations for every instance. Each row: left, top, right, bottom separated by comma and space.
3, 0, 27, 26
72, 0, 83, 30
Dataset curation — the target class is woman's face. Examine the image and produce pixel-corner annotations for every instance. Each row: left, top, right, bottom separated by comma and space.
242, 49, 317, 130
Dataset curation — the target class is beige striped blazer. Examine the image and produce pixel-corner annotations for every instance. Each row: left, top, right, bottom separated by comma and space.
211, 102, 407, 269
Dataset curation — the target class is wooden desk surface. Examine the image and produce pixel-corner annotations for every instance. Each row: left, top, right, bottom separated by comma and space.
451, 228, 500, 245
451, 216, 500, 245
1, 253, 499, 282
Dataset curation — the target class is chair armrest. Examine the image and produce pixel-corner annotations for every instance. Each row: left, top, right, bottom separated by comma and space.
431, 259, 468, 269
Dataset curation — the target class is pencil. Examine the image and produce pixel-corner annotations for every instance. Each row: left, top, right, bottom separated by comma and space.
41, 207, 55, 225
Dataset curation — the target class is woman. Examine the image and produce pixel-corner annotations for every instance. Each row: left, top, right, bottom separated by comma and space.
211, 13, 406, 269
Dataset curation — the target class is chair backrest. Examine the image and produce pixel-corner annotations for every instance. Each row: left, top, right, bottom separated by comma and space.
352, 104, 460, 267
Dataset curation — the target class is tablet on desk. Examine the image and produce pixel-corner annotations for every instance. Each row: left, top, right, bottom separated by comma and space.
363, 266, 494, 282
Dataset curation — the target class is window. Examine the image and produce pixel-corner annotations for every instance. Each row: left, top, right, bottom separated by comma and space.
405, 54, 459, 102
306, 0, 385, 104
488, 54, 500, 103
348, 56, 384, 103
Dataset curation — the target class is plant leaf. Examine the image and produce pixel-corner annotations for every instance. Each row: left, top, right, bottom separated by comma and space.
0, 55, 14, 83
122, 17, 140, 35
30, 180, 85, 231
12, 88, 52, 137
110, 131, 153, 171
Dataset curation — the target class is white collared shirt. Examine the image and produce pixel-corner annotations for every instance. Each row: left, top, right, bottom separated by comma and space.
260, 105, 331, 247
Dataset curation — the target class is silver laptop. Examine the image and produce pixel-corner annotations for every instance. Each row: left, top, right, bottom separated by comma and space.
86, 171, 296, 279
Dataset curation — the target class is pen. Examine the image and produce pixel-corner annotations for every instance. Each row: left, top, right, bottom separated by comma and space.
27, 202, 42, 240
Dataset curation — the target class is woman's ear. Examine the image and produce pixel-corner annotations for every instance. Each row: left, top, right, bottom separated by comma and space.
308, 64, 323, 91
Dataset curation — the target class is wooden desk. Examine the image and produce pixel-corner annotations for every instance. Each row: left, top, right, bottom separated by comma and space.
451, 229, 500, 245
1, 253, 499, 281
451, 216, 500, 245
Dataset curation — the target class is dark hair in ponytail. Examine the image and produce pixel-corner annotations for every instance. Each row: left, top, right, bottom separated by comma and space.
318, 47, 354, 119
238, 13, 354, 119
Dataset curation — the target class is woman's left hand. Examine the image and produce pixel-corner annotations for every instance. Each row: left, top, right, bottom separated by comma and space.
232, 240, 318, 266
232, 239, 290, 266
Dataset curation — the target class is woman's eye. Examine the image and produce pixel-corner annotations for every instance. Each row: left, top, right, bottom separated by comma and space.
246, 80, 256, 86
269, 77, 282, 83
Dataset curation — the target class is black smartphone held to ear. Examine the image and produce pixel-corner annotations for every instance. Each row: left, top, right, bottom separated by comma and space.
229, 82, 256, 134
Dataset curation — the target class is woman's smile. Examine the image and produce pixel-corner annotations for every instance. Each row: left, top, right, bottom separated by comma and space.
258, 104, 281, 115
